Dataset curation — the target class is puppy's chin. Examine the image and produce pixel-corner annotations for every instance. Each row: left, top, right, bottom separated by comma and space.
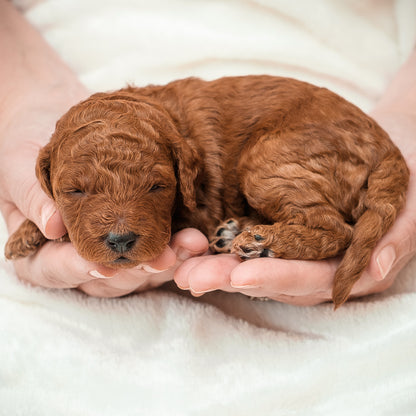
101, 257, 141, 269
72, 237, 170, 270
99, 253, 165, 270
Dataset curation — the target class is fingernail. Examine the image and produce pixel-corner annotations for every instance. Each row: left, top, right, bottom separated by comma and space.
41, 204, 56, 233
376, 245, 396, 281
190, 290, 205, 297
89, 270, 113, 279
230, 282, 259, 289
177, 284, 190, 290
190, 287, 215, 295
135, 264, 168, 273
142, 264, 167, 274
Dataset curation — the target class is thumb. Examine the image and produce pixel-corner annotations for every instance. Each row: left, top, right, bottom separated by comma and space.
11, 176, 66, 240
169, 228, 210, 261
1, 143, 66, 239
131, 228, 208, 274
39, 198, 67, 240
368, 189, 416, 282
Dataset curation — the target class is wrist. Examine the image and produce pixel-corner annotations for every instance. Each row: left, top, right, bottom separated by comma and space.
0, 0, 88, 137
370, 109, 416, 159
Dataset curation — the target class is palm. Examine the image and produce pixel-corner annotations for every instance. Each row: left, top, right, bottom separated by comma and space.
174, 113, 416, 305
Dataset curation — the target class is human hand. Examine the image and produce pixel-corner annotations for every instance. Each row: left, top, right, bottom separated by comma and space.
174, 111, 416, 306
0, 97, 210, 297
0, 109, 208, 297
5, 225, 208, 298
0, 1, 210, 297
0, 98, 209, 296
176, 47, 416, 306
0, 1, 208, 299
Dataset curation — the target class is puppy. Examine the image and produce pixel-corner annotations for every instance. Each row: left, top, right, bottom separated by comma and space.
5, 76, 409, 307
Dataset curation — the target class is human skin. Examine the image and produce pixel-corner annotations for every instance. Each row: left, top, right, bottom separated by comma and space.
0, 0, 208, 297
1, 0, 415, 303
174, 49, 416, 305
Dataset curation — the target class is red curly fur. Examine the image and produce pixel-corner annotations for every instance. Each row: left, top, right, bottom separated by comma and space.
5, 76, 409, 307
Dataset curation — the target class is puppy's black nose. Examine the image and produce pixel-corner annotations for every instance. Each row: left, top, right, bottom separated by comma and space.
105, 232, 137, 253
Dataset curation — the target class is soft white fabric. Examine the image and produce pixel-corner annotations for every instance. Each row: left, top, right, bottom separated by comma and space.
1, 1, 416, 414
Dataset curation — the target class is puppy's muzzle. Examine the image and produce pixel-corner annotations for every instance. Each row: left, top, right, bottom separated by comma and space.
105, 232, 138, 254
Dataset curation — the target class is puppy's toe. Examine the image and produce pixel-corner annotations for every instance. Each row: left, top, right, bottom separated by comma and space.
210, 218, 241, 253
231, 226, 275, 259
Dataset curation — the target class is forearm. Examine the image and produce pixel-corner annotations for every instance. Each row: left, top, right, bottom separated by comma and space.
372, 48, 416, 115
0, 0, 86, 136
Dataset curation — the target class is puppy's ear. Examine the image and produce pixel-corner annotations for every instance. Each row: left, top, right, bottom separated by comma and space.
169, 136, 201, 212
130, 98, 202, 211
36, 142, 54, 199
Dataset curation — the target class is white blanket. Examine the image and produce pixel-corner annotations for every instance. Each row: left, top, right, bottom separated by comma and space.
2, 1, 416, 414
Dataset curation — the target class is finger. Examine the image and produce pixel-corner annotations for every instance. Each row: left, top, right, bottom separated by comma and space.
11, 240, 147, 297
78, 272, 145, 297
28, 183, 66, 240
142, 245, 177, 272
1, 145, 66, 239
175, 253, 333, 305
43, 208, 67, 239
81, 241, 194, 296
170, 228, 210, 260
174, 253, 242, 293
136, 228, 208, 274
79, 257, 180, 297
230, 257, 339, 298
11, 241, 106, 289
367, 164, 416, 282
78, 279, 137, 298
233, 251, 399, 304
346, 269, 396, 299
2, 183, 66, 240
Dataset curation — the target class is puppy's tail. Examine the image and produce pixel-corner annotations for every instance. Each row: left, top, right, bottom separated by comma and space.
332, 147, 409, 308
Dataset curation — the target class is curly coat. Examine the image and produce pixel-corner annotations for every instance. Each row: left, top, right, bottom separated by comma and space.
5, 75, 409, 307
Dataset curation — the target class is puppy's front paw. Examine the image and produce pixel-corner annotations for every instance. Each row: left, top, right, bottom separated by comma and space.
231, 225, 275, 259
4, 219, 47, 260
209, 218, 242, 253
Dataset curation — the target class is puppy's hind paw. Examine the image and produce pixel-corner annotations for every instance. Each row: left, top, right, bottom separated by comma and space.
4, 219, 47, 260
209, 218, 242, 253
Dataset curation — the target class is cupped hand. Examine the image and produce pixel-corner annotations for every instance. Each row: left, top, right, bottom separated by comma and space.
8, 227, 208, 298
0, 82, 209, 297
2, 151, 208, 297
174, 111, 416, 306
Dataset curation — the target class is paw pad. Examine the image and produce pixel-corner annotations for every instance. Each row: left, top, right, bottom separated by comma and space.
210, 218, 241, 253
260, 249, 271, 257
215, 228, 226, 237
214, 239, 227, 248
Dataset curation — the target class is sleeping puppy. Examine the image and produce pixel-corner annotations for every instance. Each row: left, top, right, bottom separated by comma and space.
5, 75, 409, 308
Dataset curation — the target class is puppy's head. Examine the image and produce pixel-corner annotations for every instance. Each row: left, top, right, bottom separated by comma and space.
37, 91, 200, 268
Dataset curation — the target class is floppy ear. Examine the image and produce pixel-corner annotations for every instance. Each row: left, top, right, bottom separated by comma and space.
110, 95, 202, 211
170, 136, 201, 212
148, 106, 201, 212
35, 142, 54, 199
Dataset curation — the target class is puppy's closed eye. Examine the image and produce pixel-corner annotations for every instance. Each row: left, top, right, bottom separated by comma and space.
67, 189, 86, 196
149, 184, 164, 192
